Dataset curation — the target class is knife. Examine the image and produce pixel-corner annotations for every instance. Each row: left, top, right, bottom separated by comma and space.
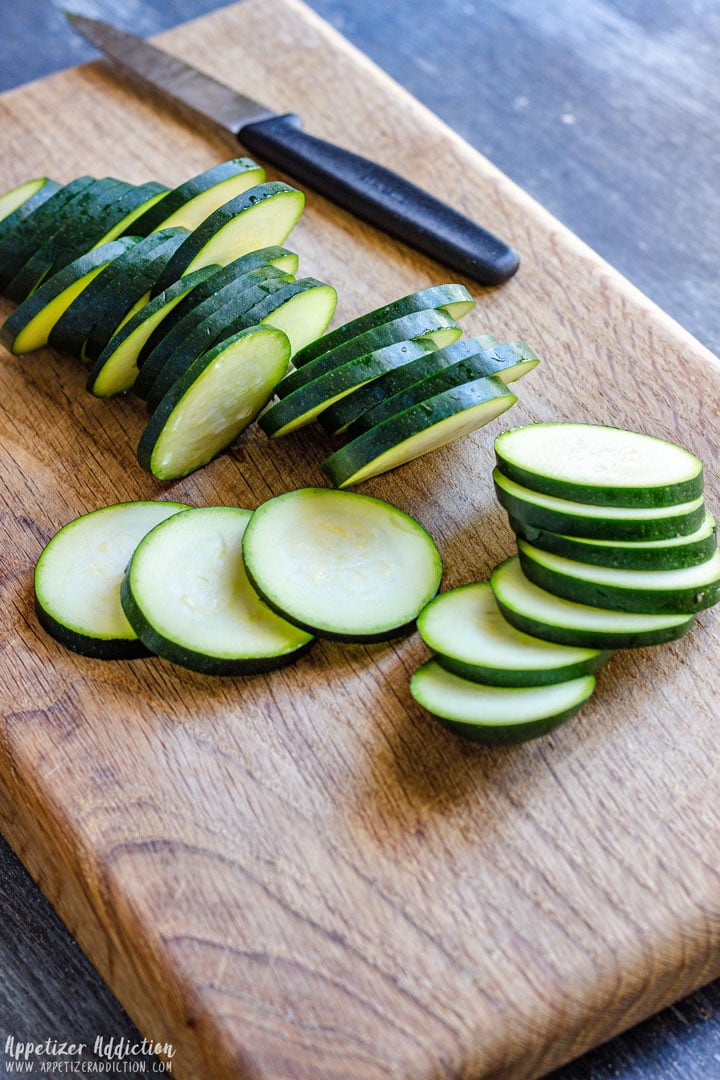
66, 13, 519, 286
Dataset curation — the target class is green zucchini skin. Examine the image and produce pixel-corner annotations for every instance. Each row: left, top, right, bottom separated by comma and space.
0, 178, 61, 243
322, 377, 516, 488
509, 512, 718, 571
494, 468, 707, 541
410, 660, 595, 745
491, 556, 695, 649
517, 538, 720, 615
276, 308, 462, 399
292, 283, 475, 367
34, 598, 151, 661
0, 175, 95, 292
494, 423, 704, 508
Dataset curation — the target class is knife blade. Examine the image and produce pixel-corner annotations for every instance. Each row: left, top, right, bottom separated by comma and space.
66, 12, 519, 285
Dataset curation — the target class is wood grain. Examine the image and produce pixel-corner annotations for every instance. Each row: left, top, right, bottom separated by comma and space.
1, 1, 719, 1077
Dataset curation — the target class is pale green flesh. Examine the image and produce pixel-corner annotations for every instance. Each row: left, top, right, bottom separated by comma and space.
419, 582, 602, 670
411, 661, 594, 726
493, 556, 690, 633
0, 177, 45, 222
519, 540, 720, 593
496, 423, 701, 490
243, 489, 442, 636
151, 168, 265, 232
35, 502, 188, 641
494, 470, 705, 522
128, 507, 311, 658
13, 261, 114, 353
184, 193, 304, 276
90, 191, 169, 247
148, 327, 290, 480
258, 285, 337, 354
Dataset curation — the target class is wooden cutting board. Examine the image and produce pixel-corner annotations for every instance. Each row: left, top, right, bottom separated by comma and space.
1, 1, 719, 1076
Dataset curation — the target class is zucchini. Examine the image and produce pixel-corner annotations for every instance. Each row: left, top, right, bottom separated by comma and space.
0, 238, 137, 354
275, 308, 462, 399
237, 276, 337, 356
417, 581, 610, 685
0, 177, 59, 230
510, 511, 718, 571
319, 337, 538, 436
86, 266, 221, 398
129, 157, 266, 235
34, 500, 190, 659
139, 267, 294, 408
50, 227, 187, 358
410, 660, 595, 745
241, 487, 443, 641
517, 537, 720, 615
137, 324, 291, 481
291, 283, 475, 367
495, 423, 704, 507
149, 181, 305, 296
494, 468, 707, 541
322, 376, 517, 488
491, 555, 695, 649
120, 506, 313, 676
135, 244, 298, 369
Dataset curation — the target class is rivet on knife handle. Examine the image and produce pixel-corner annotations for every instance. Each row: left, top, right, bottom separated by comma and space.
240, 113, 519, 285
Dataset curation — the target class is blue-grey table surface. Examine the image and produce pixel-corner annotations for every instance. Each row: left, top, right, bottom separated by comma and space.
1, 2, 719, 1078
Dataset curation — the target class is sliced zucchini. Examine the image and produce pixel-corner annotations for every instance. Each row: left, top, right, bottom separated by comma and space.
140, 267, 294, 408
34, 500, 190, 659
0, 175, 95, 292
0, 238, 137, 354
410, 660, 595, 745
91, 180, 170, 244
0, 177, 59, 229
242, 487, 443, 642
319, 337, 538, 436
495, 423, 704, 508
275, 308, 462, 399
260, 339, 440, 438
323, 376, 517, 488
86, 266, 220, 398
517, 537, 720, 615
494, 468, 707, 541
292, 283, 475, 367
129, 157, 266, 235
418, 581, 611, 685
150, 181, 305, 296
510, 511, 718, 571
491, 555, 695, 649
120, 506, 313, 675
137, 324, 291, 481
50, 227, 187, 358
239, 277, 337, 356
5, 177, 135, 300
136, 244, 298, 369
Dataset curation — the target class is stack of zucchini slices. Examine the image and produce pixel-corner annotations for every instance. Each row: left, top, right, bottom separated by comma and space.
0, 160, 337, 480
411, 422, 720, 744
259, 289, 540, 487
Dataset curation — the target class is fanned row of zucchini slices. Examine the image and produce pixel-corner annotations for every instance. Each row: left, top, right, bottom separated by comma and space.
411, 422, 719, 744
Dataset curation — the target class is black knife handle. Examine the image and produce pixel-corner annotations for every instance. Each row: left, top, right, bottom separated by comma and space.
239, 113, 519, 286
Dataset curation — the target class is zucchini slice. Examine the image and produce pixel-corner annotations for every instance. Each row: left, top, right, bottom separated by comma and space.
510, 511, 718, 571
0, 175, 95, 292
86, 266, 221, 398
239, 277, 337, 356
129, 157, 266, 235
0, 237, 137, 354
319, 337, 539, 436
417, 581, 611, 685
50, 227, 187, 358
292, 283, 475, 367
275, 308, 462, 399
137, 324, 291, 481
34, 500, 190, 659
494, 468, 707, 541
491, 555, 695, 649
517, 537, 720, 615
322, 376, 517, 488
242, 487, 443, 642
0, 177, 59, 229
495, 423, 704, 508
410, 660, 595, 745
150, 181, 305, 296
121, 506, 313, 675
